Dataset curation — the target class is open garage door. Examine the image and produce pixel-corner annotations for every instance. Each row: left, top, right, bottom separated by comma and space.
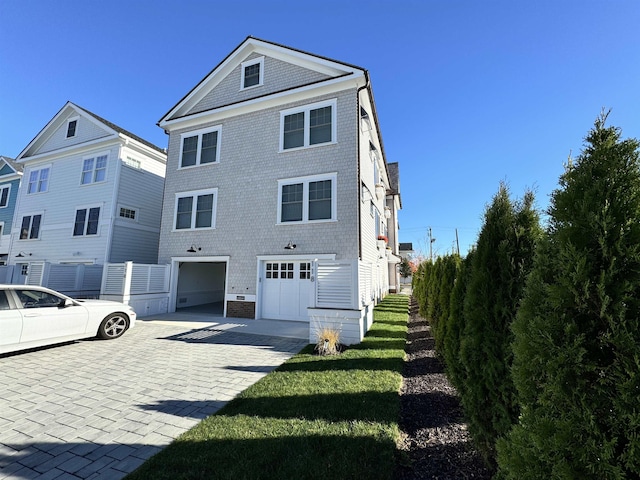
175, 261, 227, 314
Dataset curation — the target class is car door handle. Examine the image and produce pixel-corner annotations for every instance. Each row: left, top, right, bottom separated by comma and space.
23, 313, 41, 317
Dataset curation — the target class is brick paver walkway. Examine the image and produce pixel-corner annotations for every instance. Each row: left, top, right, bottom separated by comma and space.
0, 322, 307, 480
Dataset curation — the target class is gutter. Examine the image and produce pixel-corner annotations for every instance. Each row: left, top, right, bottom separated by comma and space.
356, 71, 370, 261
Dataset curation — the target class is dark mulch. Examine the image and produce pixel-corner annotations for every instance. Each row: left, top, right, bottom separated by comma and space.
395, 300, 492, 480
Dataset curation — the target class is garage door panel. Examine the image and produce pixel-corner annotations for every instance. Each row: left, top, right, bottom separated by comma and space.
262, 261, 312, 321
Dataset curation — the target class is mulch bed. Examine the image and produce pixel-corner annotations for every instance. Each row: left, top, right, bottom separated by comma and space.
394, 301, 492, 480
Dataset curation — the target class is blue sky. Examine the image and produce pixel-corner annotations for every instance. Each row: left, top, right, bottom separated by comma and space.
1, 0, 639, 257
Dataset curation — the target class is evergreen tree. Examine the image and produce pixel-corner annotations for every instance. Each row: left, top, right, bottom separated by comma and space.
443, 249, 474, 395
497, 113, 640, 479
458, 183, 541, 466
434, 254, 460, 354
399, 256, 412, 280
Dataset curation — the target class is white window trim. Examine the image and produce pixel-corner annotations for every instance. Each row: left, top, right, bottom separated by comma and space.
117, 204, 138, 222
19, 212, 44, 240
66, 116, 79, 139
80, 151, 109, 186
178, 125, 222, 169
173, 188, 218, 231
26, 165, 51, 195
123, 156, 142, 170
0, 221, 4, 240
72, 203, 102, 237
0, 184, 11, 208
279, 98, 337, 152
240, 56, 264, 90
276, 172, 337, 225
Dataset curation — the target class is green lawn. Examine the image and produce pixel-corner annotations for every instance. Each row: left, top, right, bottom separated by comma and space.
126, 294, 409, 480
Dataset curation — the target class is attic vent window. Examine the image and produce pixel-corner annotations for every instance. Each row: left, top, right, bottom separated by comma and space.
66, 119, 78, 138
240, 57, 264, 90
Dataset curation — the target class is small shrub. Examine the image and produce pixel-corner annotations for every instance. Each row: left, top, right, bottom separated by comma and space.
314, 326, 342, 355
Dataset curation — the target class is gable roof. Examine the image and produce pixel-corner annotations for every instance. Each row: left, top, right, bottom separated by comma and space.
0, 156, 23, 174
80, 106, 165, 154
17, 101, 165, 160
159, 36, 367, 126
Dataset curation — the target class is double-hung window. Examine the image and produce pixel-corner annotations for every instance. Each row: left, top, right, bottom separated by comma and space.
240, 56, 264, 89
81, 154, 107, 184
277, 173, 337, 224
27, 167, 50, 194
0, 185, 10, 208
280, 99, 336, 151
174, 188, 217, 230
73, 207, 100, 236
20, 214, 42, 240
179, 126, 221, 168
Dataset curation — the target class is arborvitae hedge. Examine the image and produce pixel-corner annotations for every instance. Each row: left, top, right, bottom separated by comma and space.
458, 183, 541, 466
434, 254, 460, 354
443, 250, 474, 396
497, 113, 640, 479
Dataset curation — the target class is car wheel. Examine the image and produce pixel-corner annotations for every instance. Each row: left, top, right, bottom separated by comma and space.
98, 313, 129, 339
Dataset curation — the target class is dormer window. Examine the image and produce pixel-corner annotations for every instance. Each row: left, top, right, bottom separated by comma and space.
240, 57, 264, 90
66, 118, 78, 138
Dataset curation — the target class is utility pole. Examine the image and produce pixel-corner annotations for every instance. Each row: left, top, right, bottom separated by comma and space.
428, 227, 436, 262
455, 228, 460, 256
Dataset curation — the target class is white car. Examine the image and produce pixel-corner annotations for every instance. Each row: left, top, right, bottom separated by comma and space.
0, 284, 137, 354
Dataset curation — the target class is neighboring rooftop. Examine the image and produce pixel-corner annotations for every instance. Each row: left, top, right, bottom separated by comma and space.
80, 105, 166, 155
399, 243, 414, 252
0, 155, 24, 172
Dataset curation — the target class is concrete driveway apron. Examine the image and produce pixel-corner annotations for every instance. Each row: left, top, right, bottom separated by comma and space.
0, 320, 307, 480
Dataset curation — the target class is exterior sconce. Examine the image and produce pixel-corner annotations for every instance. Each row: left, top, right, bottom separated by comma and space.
284, 241, 297, 250
187, 245, 201, 253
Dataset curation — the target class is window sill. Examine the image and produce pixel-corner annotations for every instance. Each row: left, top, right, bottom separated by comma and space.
279, 141, 337, 154
239, 83, 263, 91
172, 227, 216, 233
277, 219, 337, 226
177, 162, 220, 171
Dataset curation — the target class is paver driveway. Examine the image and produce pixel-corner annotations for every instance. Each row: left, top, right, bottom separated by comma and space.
0, 321, 307, 480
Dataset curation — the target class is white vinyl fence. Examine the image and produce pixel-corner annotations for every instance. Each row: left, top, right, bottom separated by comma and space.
101, 262, 171, 316
0, 262, 103, 298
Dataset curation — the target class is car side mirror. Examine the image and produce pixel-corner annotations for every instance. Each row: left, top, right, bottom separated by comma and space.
60, 298, 74, 308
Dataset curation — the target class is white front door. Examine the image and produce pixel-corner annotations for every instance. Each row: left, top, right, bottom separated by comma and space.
261, 261, 313, 321
15, 263, 29, 284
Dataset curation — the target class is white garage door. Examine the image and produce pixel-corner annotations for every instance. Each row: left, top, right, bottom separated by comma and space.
261, 261, 313, 321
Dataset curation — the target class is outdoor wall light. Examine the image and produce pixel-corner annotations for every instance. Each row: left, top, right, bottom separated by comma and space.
15, 252, 32, 258
187, 245, 201, 253
284, 241, 297, 250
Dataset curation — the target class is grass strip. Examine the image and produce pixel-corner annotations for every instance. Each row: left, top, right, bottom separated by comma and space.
126, 294, 409, 480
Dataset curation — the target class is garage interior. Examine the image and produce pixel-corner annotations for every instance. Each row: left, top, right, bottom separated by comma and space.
175, 261, 226, 315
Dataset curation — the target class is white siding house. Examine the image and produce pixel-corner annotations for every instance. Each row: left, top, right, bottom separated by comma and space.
10, 102, 166, 293
0, 156, 23, 265
157, 37, 400, 344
